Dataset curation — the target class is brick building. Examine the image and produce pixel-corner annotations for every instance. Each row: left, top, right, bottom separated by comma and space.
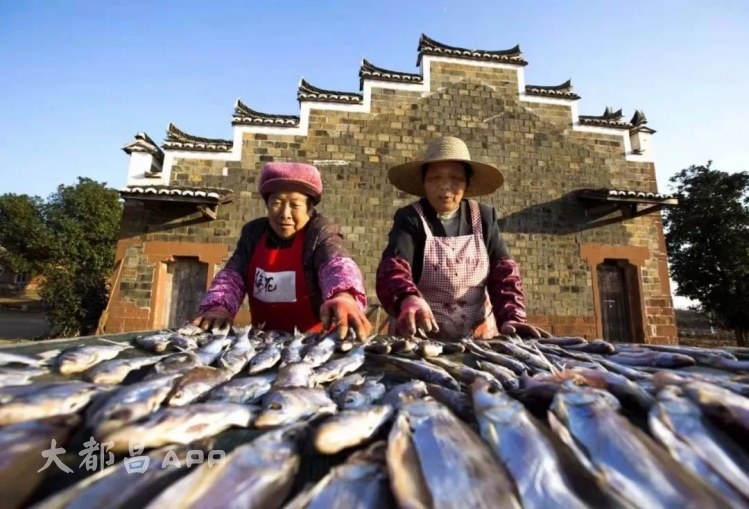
109, 34, 679, 344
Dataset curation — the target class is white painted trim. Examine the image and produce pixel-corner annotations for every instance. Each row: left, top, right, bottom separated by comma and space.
126, 53, 655, 186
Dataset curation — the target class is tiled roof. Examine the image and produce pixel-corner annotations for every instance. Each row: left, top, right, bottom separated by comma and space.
232, 99, 300, 127
359, 59, 423, 89
524, 79, 580, 100
297, 79, 363, 104
578, 107, 632, 129
119, 185, 235, 202
122, 133, 164, 161
629, 110, 656, 134
162, 123, 233, 152
578, 188, 678, 203
416, 34, 527, 67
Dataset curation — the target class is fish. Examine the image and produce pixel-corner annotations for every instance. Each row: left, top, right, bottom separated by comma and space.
548, 383, 733, 509
340, 379, 386, 410
363, 340, 391, 355
378, 355, 461, 391
386, 398, 522, 509
30, 441, 214, 509
135, 332, 173, 353
680, 380, 749, 442
195, 336, 233, 366
168, 334, 199, 351
255, 387, 337, 428
273, 361, 316, 389
0, 380, 109, 426
606, 351, 696, 369
0, 366, 47, 386
97, 402, 257, 454
280, 331, 307, 366
302, 337, 337, 368
82, 355, 168, 384
0, 350, 60, 367
165, 366, 234, 407
86, 374, 181, 436
328, 373, 367, 402
463, 339, 528, 375
380, 380, 429, 408
440, 342, 465, 354
474, 360, 523, 390
389, 338, 417, 354
538, 336, 588, 347
695, 356, 749, 373
205, 373, 278, 404
489, 340, 553, 371
415, 339, 442, 358
336, 340, 354, 353
148, 351, 202, 377
248, 344, 282, 374
591, 357, 653, 381
177, 322, 205, 336
471, 377, 600, 509
649, 386, 749, 502
424, 383, 475, 422
285, 441, 394, 509
0, 414, 81, 509
145, 423, 306, 509
217, 326, 257, 374
313, 346, 366, 385
56, 342, 132, 375
565, 367, 656, 414
313, 405, 394, 455
619, 343, 737, 360
563, 339, 615, 355
425, 356, 504, 391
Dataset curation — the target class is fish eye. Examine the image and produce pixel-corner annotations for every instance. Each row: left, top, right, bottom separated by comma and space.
267, 402, 282, 410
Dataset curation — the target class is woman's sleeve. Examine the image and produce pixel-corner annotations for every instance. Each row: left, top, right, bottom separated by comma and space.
197, 223, 254, 318
376, 207, 422, 316
484, 206, 529, 325
313, 221, 368, 312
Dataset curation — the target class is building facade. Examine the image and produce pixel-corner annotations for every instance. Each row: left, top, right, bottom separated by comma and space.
109, 34, 679, 344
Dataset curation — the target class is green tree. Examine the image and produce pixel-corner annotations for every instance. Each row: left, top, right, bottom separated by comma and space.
0, 178, 123, 338
663, 161, 749, 346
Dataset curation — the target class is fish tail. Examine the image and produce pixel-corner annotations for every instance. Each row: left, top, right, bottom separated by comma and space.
96, 337, 132, 349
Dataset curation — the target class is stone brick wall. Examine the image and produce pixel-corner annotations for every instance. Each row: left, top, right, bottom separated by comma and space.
109, 42, 676, 343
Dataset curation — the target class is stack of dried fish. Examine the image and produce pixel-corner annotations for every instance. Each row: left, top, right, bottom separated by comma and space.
1, 325, 748, 509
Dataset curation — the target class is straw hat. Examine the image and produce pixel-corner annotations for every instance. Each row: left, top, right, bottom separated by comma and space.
387, 136, 505, 198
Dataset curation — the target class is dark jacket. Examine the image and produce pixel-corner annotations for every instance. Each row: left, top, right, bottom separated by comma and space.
199, 212, 367, 319
375, 198, 528, 326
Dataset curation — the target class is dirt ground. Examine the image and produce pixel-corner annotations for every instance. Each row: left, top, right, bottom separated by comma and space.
0, 310, 50, 341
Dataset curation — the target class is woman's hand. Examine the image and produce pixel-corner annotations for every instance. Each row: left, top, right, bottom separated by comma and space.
320, 292, 372, 341
500, 320, 552, 339
397, 295, 439, 339
190, 306, 233, 331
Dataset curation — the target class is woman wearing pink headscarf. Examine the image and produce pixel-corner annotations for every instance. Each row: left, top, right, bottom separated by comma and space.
192, 162, 371, 340
376, 136, 550, 341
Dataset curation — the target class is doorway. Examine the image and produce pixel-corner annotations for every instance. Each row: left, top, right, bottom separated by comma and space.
165, 257, 208, 329
596, 259, 641, 343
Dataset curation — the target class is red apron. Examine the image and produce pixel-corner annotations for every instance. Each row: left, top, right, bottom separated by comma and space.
247, 228, 322, 333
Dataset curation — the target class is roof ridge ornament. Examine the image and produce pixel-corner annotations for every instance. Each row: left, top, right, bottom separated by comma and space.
232, 99, 300, 127
578, 107, 632, 129
297, 78, 363, 104
122, 132, 164, 161
359, 58, 423, 90
163, 123, 233, 152
524, 79, 580, 100
416, 33, 527, 67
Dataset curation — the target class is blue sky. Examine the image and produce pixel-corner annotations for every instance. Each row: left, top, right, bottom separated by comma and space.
1, 1, 748, 308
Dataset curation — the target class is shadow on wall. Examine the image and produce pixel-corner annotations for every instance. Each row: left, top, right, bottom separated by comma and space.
120, 201, 215, 238
498, 191, 630, 235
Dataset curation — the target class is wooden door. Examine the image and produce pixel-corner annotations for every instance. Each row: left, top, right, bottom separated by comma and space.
167, 257, 208, 329
597, 261, 632, 343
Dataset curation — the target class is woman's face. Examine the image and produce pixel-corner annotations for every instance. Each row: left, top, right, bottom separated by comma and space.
266, 191, 311, 239
423, 161, 467, 213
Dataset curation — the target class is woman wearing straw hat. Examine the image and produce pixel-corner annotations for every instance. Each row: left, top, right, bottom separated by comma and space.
376, 136, 551, 340
191, 162, 372, 340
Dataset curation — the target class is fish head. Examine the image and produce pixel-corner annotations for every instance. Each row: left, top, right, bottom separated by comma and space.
550, 384, 621, 424
341, 391, 367, 410
254, 391, 307, 428
400, 397, 442, 426
470, 377, 522, 420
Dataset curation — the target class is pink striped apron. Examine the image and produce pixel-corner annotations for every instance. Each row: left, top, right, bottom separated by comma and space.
388, 200, 498, 340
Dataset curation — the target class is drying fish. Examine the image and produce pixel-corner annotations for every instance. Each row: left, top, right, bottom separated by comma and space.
538, 336, 587, 347
386, 398, 522, 509
169, 334, 199, 351
328, 373, 367, 401
82, 354, 167, 384
463, 339, 528, 375
340, 379, 386, 410
426, 356, 504, 391
195, 336, 233, 365
696, 356, 749, 373
273, 361, 316, 389
206, 372, 277, 404
563, 339, 615, 354
424, 383, 475, 422
620, 343, 737, 360
389, 338, 417, 354
165, 366, 234, 406
680, 380, 749, 440
30, 441, 214, 509
98, 402, 257, 453
148, 351, 202, 377
336, 340, 354, 353
490, 340, 552, 371
135, 331, 173, 353
414, 339, 442, 357
313, 345, 366, 384
378, 355, 461, 391
591, 357, 653, 381
440, 342, 465, 354
607, 350, 696, 369
0, 366, 47, 386
146, 423, 306, 509
86, 374, 181, 436
471, 378, 600, 509
314, 405, 394, 455
548, 384, 732, 509
285, 441, 393, 509
381, 380, 429, 408
217, 326, 256, 374
0, 414, 81, 509
280, 331, 306, 366
0, 350, 59, 368
649, 386, 749, 501
0, 380, 108, 426
177, 322, 204, 336
473, 361, 520, 391
255, 387, 337, 428
363, 340, 391, 355
249, 344, 282, 374
565, 367, 656, 413
302, 336, 336, 367
56, 342, 132, 375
